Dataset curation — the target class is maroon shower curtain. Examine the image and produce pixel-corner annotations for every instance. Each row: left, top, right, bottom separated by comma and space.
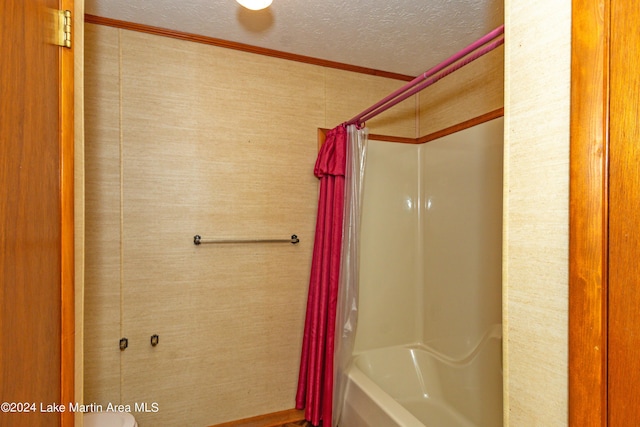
296, 125, 347, 426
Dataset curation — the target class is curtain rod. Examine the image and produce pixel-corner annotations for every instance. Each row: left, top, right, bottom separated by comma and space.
345, 25, 505, 127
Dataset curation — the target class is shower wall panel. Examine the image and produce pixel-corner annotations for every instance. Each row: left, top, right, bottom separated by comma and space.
420, 117, 503, 358
356, 141, 422, 352
355, 119, 503, 357
83, 23, 416, 427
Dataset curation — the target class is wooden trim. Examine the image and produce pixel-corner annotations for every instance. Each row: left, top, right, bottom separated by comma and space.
370, 133, 419, 144
607, 1, 640, 421
318, 128, 327, 151
568, 0, 610, 425
319, 127, 418, 145
415, 108, 504, 144
84, 14, 415, 82
60, 0, 75, 426
318, 109, 504, 146
208, 408, 305, 427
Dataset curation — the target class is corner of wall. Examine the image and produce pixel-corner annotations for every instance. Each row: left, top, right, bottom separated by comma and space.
503, 0, 571, 425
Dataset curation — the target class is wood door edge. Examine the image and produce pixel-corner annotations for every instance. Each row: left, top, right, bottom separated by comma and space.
568, 0, 610, 425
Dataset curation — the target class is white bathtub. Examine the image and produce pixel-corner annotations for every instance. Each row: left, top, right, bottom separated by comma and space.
339, 331, 502, 427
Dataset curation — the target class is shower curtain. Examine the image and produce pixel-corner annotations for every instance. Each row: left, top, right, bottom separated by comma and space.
296, 124, 368, 427
332, 125, 368, 427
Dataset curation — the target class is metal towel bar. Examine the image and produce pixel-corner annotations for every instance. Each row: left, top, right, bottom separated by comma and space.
193, 234, 299, 245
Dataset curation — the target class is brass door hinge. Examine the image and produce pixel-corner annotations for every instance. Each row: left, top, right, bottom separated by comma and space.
56, 10, 72, 48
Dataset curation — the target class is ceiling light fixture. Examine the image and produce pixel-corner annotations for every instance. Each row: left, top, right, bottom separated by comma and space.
236, 0, 273, 11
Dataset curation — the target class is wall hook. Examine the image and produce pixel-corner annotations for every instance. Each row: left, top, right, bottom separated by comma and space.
150, 334, 159, 347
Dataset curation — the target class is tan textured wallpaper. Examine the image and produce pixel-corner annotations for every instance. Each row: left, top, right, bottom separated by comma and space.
418, 46, 504, 136
84, 24, 122, 407
83, 24, 416, 426
503, 0, 570, 425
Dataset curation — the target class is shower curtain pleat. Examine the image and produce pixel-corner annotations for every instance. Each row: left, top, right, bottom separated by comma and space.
296, 125, 347, 427
332, 125, 368, 427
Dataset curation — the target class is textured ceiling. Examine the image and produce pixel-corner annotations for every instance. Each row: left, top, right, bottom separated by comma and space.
85, 0, 504, 77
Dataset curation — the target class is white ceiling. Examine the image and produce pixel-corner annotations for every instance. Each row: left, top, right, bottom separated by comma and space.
85, 0, 504, 77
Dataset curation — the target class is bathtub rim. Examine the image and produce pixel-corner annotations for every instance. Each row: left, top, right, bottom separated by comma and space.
352, 323, 502, 367
343, 362, 426, 427
344, 329, 503, 427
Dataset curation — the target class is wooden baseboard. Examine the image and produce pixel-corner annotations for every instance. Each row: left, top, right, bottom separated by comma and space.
209, 408, 305, 427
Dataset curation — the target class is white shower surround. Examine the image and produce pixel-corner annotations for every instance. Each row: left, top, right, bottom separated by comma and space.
341, 118, 504, 426
341, 336, 503, 427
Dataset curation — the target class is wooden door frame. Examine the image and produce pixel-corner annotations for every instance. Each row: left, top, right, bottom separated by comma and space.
60, 0, 75, 425
569, 0, 610, 425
